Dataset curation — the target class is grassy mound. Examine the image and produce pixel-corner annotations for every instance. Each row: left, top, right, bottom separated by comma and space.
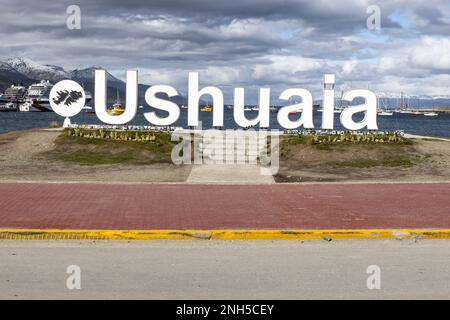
47, 130, 179, 165
276, 133, 431, 182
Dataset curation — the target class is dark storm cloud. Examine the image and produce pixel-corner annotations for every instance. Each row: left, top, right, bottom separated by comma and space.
0, 0, 449, 99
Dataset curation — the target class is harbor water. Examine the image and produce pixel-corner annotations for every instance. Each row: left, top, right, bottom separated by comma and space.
0, 110, 449, 137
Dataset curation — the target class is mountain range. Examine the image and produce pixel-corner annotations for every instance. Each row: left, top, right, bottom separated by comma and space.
0, 57, 448, 108
0, 57, 188, 105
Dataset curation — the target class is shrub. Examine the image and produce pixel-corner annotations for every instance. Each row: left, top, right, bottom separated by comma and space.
49, 121, 60, 129
64, 128, 167, 144
289, 132, 409, 145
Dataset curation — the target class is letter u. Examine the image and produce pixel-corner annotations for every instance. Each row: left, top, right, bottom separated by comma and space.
94, 69, 138, 125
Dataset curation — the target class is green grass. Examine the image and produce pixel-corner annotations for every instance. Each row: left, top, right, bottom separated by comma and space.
335, 157, 413, 168
285, 135, 310, 145
282, 133, 412, 147
59, 152, 134, 165
281, 134, 414, 155
314, 143, 333, 151
48, 132, 179, 165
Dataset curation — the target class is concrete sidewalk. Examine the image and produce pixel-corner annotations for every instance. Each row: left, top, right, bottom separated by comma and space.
186, 164, 275, 183
1, 240, 449, 299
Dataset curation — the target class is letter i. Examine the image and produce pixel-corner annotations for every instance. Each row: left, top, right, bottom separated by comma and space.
321, 74, 335, 130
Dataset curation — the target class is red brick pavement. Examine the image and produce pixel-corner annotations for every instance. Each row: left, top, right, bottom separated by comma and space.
0, 182, 448, 230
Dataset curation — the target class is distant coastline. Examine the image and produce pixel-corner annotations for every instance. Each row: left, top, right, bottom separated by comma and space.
2, 58, 450, 108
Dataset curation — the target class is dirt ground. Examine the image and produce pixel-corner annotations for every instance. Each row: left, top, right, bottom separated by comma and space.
0, 129, 449, 183
0, 129, 192, 182
276, 135, 450, 182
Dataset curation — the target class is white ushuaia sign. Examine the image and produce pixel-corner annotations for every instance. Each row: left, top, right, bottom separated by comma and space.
49, 70, 378, 131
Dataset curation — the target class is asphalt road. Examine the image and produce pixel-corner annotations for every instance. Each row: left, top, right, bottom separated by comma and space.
0, 182, 449, 229
1, 240, 449, 299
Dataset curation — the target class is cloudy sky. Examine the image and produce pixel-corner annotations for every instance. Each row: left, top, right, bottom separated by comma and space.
0, 0, 449, 102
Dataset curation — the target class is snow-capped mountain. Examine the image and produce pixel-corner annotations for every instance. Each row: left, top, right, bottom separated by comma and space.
0, 61, 16, 72
0, 58, 129, 100
4, 57, 447, 108
6, 57, 69, 82
69, 67, 135, 104
0, 57, 189, 105
0, 58, 131, 103
69, 67, 119, 81
3, 58, 124, 85
0, 61, 35, 89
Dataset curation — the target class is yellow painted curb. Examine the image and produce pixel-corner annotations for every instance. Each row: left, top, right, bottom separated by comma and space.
0, 229, 449, 241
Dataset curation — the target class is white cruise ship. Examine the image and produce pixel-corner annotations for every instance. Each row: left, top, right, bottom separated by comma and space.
20, 80, 92, 112
19, 80, 54, 112
0, 84, 27, 104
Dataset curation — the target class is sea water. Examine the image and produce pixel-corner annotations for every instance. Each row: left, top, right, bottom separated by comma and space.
0, 110, 449, 137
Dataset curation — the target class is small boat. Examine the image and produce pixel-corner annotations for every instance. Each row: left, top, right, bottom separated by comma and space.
107, 89, 125, 115
107, 103, 125, 115
334, 106, 345, 113
333, 91, 346, 113
424, 112, 438, 117
394, 108, 417, 115
226, 105, 233, 110
270, 106, 278, 112
180, 105, 188, 110
0, 102, 17, 112
316, 107, 344, 113
377, 110, 393, 116
316, 94, 345, 113
83, 106, 95, 114
376, 96, 393, 116
19, 101, 32, 112
200, 105, 212, 112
